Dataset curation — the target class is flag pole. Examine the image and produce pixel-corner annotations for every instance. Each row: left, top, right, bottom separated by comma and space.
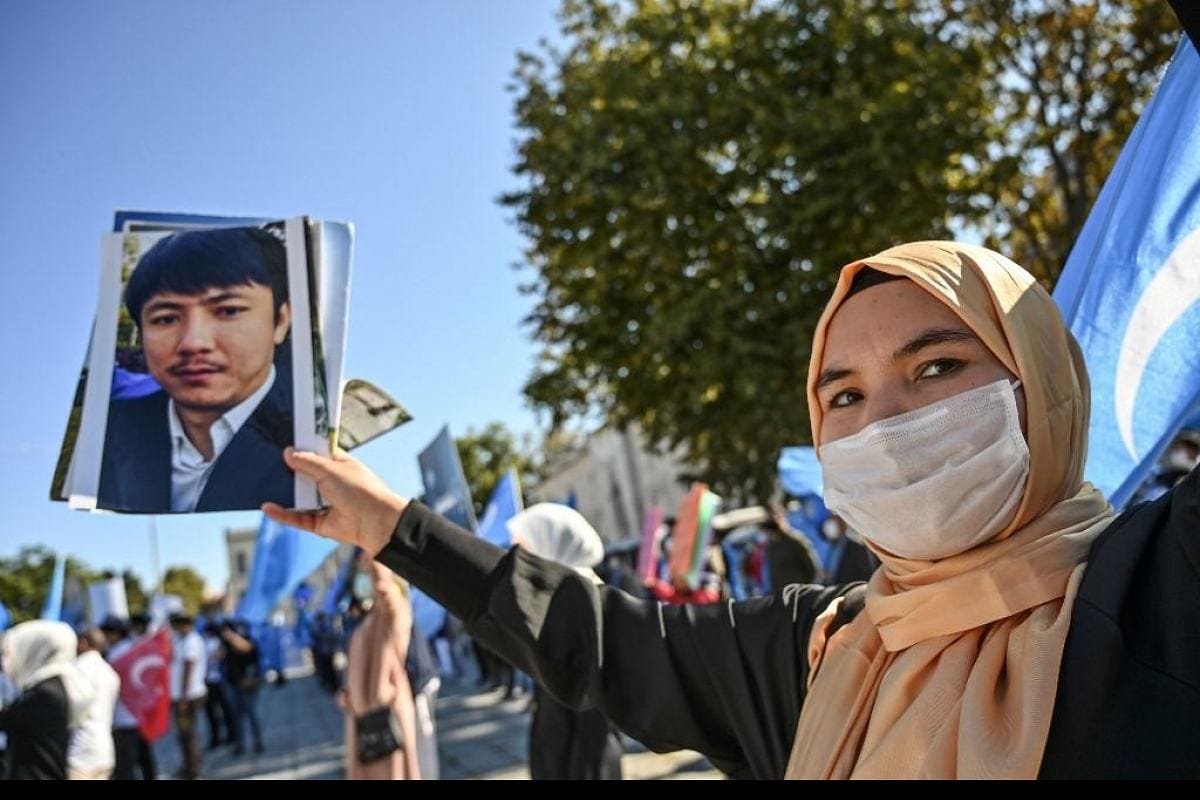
149, 516, 162, 594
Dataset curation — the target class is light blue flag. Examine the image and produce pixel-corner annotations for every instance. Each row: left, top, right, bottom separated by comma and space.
417, 425, 478, 532
777, 446, 824, 499
721, 540, 749, 600
777, 446, 841, 574
253, 621, 304, 676
411, 425, 481, 639
410, 591, 446, 641
1053, 39, 1200, 508
476, 469, 523, 548
236, 516, 337, 624
40, 553, 65, 621
0, 600, 10, 632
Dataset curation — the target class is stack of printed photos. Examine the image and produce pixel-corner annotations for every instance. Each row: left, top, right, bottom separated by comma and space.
51, 211, 409, 515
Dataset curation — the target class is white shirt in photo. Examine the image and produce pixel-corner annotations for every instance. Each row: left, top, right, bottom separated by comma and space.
168, 366, 276, 513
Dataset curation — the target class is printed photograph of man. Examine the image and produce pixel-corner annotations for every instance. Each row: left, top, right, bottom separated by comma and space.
97, 226, 296, 513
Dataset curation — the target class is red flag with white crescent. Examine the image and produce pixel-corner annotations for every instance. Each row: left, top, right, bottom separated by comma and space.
111, 628, 172, 740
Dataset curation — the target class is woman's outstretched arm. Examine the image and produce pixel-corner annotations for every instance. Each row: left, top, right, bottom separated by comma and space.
265, 448, 859, 778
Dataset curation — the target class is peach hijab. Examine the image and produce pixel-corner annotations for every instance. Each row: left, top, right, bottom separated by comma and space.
785, 242, 1113, 779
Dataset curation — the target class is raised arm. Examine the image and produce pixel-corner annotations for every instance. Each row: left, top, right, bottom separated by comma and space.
264, 448, 859, 778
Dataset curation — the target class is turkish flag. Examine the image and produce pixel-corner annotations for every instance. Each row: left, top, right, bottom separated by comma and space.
111, 628, 172, 741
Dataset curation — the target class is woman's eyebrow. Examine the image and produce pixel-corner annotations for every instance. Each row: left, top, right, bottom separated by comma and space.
816, 367, 853, 390
892, 327, 978, 361
817, 327, 977, 389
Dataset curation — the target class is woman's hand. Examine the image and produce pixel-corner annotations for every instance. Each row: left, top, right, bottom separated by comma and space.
262, 448, 408, 556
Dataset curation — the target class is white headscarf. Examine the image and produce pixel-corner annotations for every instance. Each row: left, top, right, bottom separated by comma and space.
1, 620, 95, 726
506, 503, 605, 580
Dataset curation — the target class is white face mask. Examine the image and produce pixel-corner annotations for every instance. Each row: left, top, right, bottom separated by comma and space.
820, 378, 1029, 561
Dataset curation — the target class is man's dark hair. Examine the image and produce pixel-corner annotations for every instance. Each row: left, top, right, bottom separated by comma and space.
124, 226, 288, 326
169, 611, 195, 627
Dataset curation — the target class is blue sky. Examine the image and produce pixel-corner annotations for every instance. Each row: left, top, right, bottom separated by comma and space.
0, 1, 563, 592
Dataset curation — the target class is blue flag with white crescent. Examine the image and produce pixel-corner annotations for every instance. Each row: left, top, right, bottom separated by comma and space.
476, 469, 523, 548
1053, 38, 1200, 509
236, 516, 338, 624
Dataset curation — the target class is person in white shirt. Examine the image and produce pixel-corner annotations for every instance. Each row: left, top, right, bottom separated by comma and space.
102, 615, 158, 780
68, 629, 120, 780
169, 613, 207, 780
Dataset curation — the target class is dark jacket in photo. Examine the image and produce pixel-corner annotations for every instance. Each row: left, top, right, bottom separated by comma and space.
97, 377, 294, 513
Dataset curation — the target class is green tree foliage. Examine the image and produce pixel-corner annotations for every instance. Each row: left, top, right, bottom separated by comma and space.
455, 422, 541, 516
939, 0, 1178, 284
0, 547, 57, 625
117, 233, 142, 353
0, 548, 101, 626
504, 0, 1179, 501
161, 566, 206, 617
504, 0, 995, 501
122, 569, 149, 615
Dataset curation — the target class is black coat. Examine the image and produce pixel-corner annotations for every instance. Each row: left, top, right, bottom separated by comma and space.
0, 676, 70, 780
529, 688, 623, 780
376, 466, 1200, 779
97, 379, 294, 513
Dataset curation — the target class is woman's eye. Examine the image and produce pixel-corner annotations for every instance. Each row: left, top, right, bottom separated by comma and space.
919, 359, 961, 379
830, 390, 861, 409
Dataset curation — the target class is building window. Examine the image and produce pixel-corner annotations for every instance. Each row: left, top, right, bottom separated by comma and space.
236, 552, 247, 576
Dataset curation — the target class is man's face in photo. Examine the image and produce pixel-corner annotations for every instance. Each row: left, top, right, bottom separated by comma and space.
140, 282, 290, 414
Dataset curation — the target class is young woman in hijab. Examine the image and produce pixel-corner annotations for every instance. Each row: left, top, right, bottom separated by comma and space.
338, 557, 421, 780
264, 242, 1198, 779
507, 503, 624, 781
0, 620, 95, 780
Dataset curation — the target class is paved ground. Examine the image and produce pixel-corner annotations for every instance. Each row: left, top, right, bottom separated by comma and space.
154, 674, 345, 780
153, 671, 723, 780
435, 680, 722, 781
